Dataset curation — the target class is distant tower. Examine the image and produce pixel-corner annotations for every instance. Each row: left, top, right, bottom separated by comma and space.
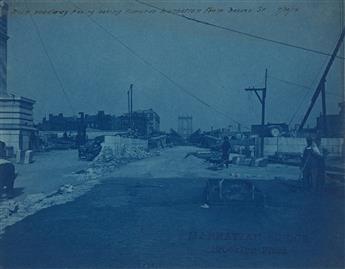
178, 115, 193, 138
0, 0, 36, 153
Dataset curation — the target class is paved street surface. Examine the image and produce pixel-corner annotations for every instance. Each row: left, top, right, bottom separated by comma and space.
0, 147, 344, 268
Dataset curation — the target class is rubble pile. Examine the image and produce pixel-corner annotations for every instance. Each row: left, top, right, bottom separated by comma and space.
95, 144, 151, 162
57, 184, 74, 194
93, 146, 115, 163
91, 145, 153, 175
122, 145, 152, 160
0, 200, 19, 219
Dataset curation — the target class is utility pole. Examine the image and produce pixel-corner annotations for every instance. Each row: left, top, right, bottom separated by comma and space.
298, 28, 345, 135
244, 69, 268, 157
320, 79, 327, 135
130, 84, 133, 114
127, 84, 133, 130
130, 84, 133, 130
127, 89, 131, 130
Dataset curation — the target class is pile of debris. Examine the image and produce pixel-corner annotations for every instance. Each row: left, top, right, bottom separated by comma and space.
93, 146, 116, 163
94, 144, 151, 163
78, 140, 102, 161
89, 144, 154, 176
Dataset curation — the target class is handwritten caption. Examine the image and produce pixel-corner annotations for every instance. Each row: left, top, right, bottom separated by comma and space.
9, 6, 299, 17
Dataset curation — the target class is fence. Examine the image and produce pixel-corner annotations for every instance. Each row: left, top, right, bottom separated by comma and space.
264, 137, 344, 157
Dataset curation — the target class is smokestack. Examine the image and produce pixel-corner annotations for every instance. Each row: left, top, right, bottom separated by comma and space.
0, 0, 8, 96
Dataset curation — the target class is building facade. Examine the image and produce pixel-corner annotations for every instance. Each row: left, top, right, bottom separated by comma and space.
38, 109, 160, 137
0, 96, 36, 152
118, 109, 160, 137
39, 113, 78, 131
316, 101, 345, 138
0, 1, 36, 152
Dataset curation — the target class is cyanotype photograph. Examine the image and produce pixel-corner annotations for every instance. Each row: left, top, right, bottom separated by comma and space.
0, 0, 344, 268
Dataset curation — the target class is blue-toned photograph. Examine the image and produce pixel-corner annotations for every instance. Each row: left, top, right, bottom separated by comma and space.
0, 0, 344, 268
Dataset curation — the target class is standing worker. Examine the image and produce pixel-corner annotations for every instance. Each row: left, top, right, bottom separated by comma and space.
312, 137, 326, 192
301, 137, 314, 189
221, 136, 231, 168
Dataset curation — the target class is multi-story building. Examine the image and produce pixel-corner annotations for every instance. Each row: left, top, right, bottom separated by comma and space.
38, 111, 117, 131
117, 109, 160, 137
38, 109, 160, 137
39, 113, 78, 131
84, 111, 115, 130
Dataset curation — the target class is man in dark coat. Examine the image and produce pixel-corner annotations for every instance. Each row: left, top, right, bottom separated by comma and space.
301, 137, 314, 189
312, 137, 326, 192
221, 136, 231, 168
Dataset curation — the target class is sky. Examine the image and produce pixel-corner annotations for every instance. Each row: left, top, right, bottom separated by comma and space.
6, 0, 345, 131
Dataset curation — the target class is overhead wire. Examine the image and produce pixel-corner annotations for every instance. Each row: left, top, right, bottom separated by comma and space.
24, 0, 75, 115
288, 57, 331, 127
269, 75, 343, 98
289, 21, 345, 127
67, 0, 248, 129
135, 0, 345, 61
134, 0, 345, 128
25, 0, 342, 130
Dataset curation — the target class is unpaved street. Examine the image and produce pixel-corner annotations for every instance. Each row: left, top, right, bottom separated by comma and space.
0, 147, 343, 268
109, 146, 300, 180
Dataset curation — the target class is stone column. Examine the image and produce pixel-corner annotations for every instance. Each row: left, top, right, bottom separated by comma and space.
0, 0, 9, 96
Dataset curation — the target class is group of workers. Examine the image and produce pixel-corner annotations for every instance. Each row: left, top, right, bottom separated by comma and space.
221, 136, 327, 192
201, 135, 327, 209
221, 135, 327, 192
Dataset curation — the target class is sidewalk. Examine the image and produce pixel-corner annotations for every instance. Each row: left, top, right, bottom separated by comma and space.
0, 149, 98, 236
13, 150, 88, 201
